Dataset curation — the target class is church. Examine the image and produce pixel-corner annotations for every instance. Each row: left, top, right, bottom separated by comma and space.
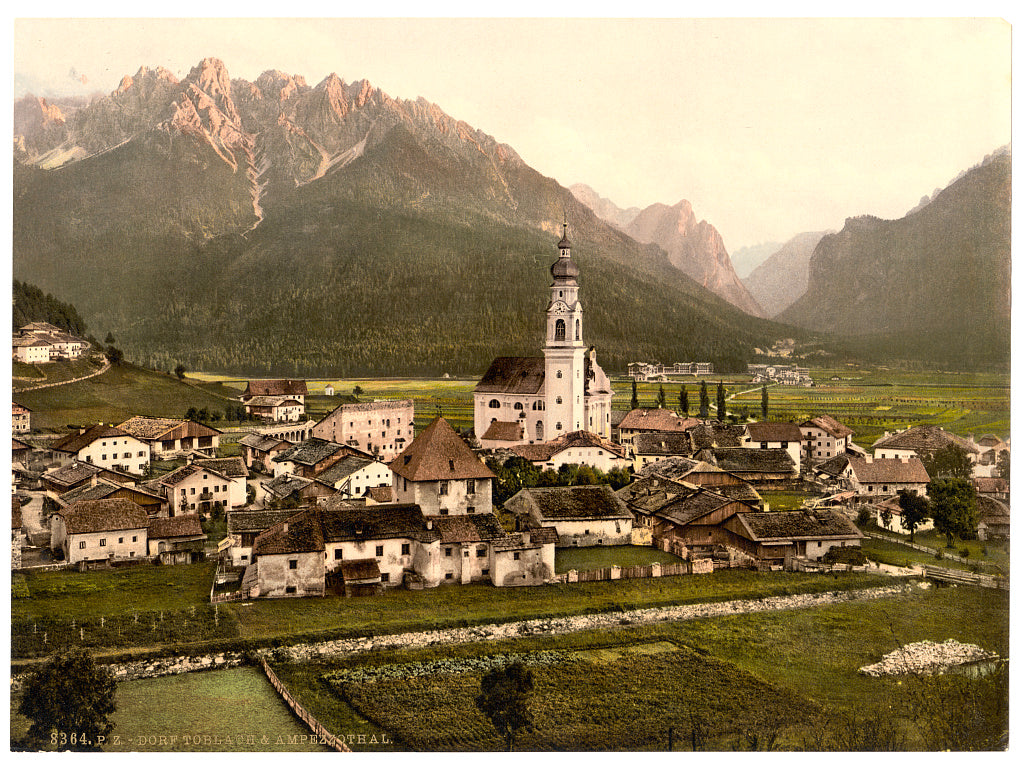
474, 224, 614, 448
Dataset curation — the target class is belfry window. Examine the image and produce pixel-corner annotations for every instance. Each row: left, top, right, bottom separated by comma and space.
576, 320, 581, 340
554, 319, 566, 341
489, 399, 501, 409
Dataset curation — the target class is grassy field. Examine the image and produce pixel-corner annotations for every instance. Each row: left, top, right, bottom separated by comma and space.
10, 667, 321, 752
12, 357, 105, 391
860, 535, 1008, 575
12, 363, 243, 433
270, 584, 1008, 751
554, 545, 685, 573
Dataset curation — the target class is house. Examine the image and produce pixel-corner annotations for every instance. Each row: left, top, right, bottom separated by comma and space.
270, 437, 369, 479
478, 420, 527, 450
50, 423, 150, 475
615, 408, 700, 452
722, 508, 864, 565
686, 421, 748, 455
390, 417, 496, 517
12, 335, 53, 364
365, 485, 394, 505
242, 379, 308, 406
259, 472, 335, 509
504, 485, 633, 547
12, 438, 32, 467
873, 495, 935, 535
872, 425, 979, 463
800, 415, 854, 463
845, 455, 930, 498
118, 416, 221, 459
704, 448, 799, 489
976, 496, 1010, 542
313, 453, 393, 498
974, 435, 1009, 477
634, 457, 763, 507
238, 432, 291, 473
647, 484, 760, 558
312, 399, 415, 458
50, 498, 150, 563
243, 395, 304, 423
225, 508, 302, 567
631, 432, 695, 471
742, 422, 803, 473
40, 461, 137, 499
974, 477, 1010, 502
53, 479, 166, 516
430, 512, 556, 586
504, 429, 630, 472
14, 322, 87, 361
153, 457, 249, 516
146, 514, 206, 563
12, 402, 31, 434
473, 226, 614, 446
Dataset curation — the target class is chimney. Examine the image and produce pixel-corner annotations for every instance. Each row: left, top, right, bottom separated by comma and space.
426, 519, 433, 530
282, 522, 288, 532
865, 455, 873, 464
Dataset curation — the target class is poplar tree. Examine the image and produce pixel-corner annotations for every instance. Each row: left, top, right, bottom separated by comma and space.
716, 381, 727, 422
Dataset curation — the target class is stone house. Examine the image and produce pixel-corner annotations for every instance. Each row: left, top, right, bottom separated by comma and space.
146, 514, 206, 563
12, 402, 31, 434
845, 455, 930, 498
742, 422, 804, 473
722, 508, 864, 565
800, 415, 854, 463
50, 498, 150, 563
153, 457, 249, 516
242, 379, 308, 407
243, 395, 304, 423
390, 417, 496, 517
615, 408, 701, 452
50, 423, 150, 476
118, 416, 221, 459
312, 398, 415, 458
871, 425, 979, 464
238, 433, 291, 472
12, 335, 53, 363
504, 485, 633, 547
225, 508, 301, 567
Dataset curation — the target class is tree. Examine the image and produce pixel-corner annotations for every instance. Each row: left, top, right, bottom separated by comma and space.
475, 662, 535, 751
928, 478, 978, 548
716, 381, 727, 422
921, 444, 974, 481
18, 647, 116, 751
174, 364, 187, 380
352, 385, 364, 398
656, 384, 666, 409
630, 378, 639, 410
761, 384, 769, 419
995, 450, 1010, 482
898, 490, 931, 543
104, 345, 123, 365
679, 384, 689, 416
104, 332, 115, 345
699, 381, 710, 419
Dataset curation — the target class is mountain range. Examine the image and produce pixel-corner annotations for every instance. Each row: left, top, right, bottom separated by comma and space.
742, 231, 832, 318
13, 58, 785, 377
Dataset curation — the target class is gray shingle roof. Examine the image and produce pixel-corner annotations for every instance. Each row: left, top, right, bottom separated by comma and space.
58, 499, 150, 534
514, 485, 632, 520
390, 417, 495, 482
847, 456, 929, 484
711, 448, 797, 474
474, 357, 546, 395
872, 425, 979, 455
735, 509, 864, 541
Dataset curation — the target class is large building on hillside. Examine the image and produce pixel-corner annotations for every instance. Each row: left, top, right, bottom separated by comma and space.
473, 224, 614, 447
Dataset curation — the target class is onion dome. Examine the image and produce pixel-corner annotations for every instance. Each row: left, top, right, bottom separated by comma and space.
551, 254, 580, 280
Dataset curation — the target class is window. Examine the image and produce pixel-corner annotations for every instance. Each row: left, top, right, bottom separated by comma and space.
440, 508, 449, 516
556, 370, 562, 378
476, 547, 487, 558
401, 543, 410, 555
513, 552, 520, 561
79, 541, 86, 549
375, 545, 384, 557
381, 573, 390, 583
445, 548, 453, 557
335, 549, 343, 560
467, 506, 476, 514
191, 488, 196, 495
100, 538, 107, 546
556, 422, 563, 431
285, 586, 297, 594
467, 480, 476, 495
445, 572, 454, 580
118, 537, 124, 544
124, 453, 130, 459
554, 319, 566, 341
514, 402, 524, 410
482, 568, 490, 576
489, 399, 501, 409
289, 559, 298, 569
556, 396, 562, 404
139, 451, 145, 457
439, 480, 449, 496
102, 454, 107, 460
132, 536, 137, 542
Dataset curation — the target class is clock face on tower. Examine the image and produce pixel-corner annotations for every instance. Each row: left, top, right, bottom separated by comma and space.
550, 301, 570, 314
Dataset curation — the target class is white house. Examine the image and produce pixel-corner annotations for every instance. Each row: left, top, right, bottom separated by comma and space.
504, 485, 633, 547
49, 423, 150, 475
312, 399, 415, 458
742, 422, 803, 473
505, 429, 631, 472
155, 457, 249, 516
50, 498, 150, 563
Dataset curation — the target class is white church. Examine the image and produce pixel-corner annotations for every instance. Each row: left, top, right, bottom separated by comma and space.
474, 224, 614, 448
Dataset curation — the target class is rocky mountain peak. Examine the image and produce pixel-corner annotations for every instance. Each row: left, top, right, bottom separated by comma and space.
113, 65, 179, 97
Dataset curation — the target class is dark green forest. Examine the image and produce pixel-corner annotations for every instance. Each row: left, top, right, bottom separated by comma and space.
12, 280, 88, 337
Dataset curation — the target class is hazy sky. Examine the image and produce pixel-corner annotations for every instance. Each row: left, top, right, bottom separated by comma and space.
12, 15, 1011, 252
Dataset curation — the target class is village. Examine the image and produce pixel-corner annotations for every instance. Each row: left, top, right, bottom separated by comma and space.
11, 228, 1010, 603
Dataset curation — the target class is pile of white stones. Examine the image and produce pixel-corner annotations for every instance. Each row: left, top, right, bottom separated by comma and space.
859, 639, 999, 677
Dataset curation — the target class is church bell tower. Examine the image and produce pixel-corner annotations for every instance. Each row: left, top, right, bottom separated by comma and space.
543, 222, 587, 436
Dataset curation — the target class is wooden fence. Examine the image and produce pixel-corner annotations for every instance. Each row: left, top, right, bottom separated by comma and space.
260, 657, 352, 752
553, 560, 693, 584
920, 564, 1008, 590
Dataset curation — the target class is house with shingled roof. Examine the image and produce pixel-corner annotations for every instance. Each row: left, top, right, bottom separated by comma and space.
742, 421, 804, 472
238, 432, 291, 472
648, 484, 761, 558
12, 402, 31, 434
53, 479, 166, 516
722, 508, 864, 565
615, 408, 701, 453
153, 456, 249, 516
872, 495, 936, 536
243, 395, 304, 423
390, 417, 495, 516
800, 415, 855, 464
976, 495, 1010, 542
50, 498, 151, 563
118, 416, 220, 459
41, 461, 137, 498
706, 447, 798, 489
259, 472, 334, 509
225, 508, 306, 567
871, 425, 980, 463
632, 431, 695, 471
242, 379, 308, 405
503, 429, 629, 472
270, 437, 369, 479
313, 454, 393, 499
50, 423, 150, 475
504, 484, 632, 547
844, 455, 929, 498
147, 514, 206, 563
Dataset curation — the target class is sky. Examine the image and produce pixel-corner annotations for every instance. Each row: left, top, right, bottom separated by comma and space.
11, 14, 1012, 253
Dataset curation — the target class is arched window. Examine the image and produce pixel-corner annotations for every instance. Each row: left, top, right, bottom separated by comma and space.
554, 319, 566, 341
513, 402, 524, 410
488, 399, 501, 409
556, 422, 563, 431
556, 370, 562, 378
556, 396, 562, 405
575, 319, 581, 340
536, 421, 544, 440
532, 400, 545, 411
